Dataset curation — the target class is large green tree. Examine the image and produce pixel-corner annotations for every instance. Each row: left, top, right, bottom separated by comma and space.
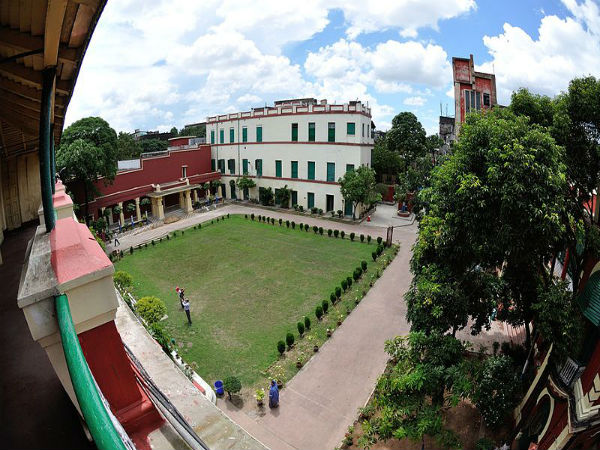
338, 166, 381, 220
116, 131, 142, 160
140, 138, 168, 153
408, 108, 566, 349
57, 117, 118, 220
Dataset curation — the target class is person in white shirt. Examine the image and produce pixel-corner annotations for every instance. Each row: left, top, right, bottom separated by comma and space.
182, 298, 191, 325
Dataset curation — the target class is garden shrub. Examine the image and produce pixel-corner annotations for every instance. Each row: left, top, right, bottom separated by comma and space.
319, 227, 323, 235
341, 279, 348, 291
245, 214, 248, 219
258, 215, 262, 221
347, 276, 353, 288
198, 224, 201, 229
313, 225, 318, 234
227, 213, 230, 218
271, 218, 275, 225
130, 246, 134, 254
304, 316, 311, 330
367, 235, 371, 243
377, 236, 383, 245
328, 229, 332, 237
360, 234, 365, 243
361, 260, 368, 272
292, 221, 296, 229
136, 296, 166, 324
315, 305, 323, 320
341, 231, 345, 239
329, 292, 336, 304
322, 299, 329, 313
318, 208, 323, 215
149, 322, 171, 353
223, 376, 242, 400
277, 340, 286, 355
299, 205, 304, 212
311, 207, 318, 214
286, 332, 295, 348
356, 267, 363, 277
377, 245, 383, 256
151, 240, 155, 246
251, 213, 255, 220
114, 270, 133, 289
350, 232, 355, 241
372, 251, 377, 261
299, 222, 303, 230
335, 286, 342, 299
286, 220, 290, 228
353, 269, 360, 281
279, 218, 282, 226
297, 321, 305, 336
334, 229, 339, 238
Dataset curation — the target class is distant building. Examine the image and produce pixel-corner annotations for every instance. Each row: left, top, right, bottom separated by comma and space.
438, 115, 455, 154
132, 129, 173, 141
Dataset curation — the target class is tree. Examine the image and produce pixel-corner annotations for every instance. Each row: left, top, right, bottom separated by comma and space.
116, 131, 142, 160
57, 117, 118, 220
136, 296, 167, 324
338, 166, 381, 220
275, 184, 291, 208
407, 108, 566, 351
180, 124, 206, 138
140, 138, 167, 154
386, 112, 427, 169
236, 175, 256, 197
223, 376, 242, 400
170, 126, 178, 136
372, 139, 402, 182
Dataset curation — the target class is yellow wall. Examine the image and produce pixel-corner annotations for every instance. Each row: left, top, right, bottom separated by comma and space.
1, 152, 41, 232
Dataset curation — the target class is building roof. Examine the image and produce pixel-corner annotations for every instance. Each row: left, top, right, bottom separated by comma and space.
0, 0, 106, 160
577, 270, 600, 326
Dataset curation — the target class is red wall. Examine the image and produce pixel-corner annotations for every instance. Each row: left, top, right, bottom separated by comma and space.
168, 137, 191, 147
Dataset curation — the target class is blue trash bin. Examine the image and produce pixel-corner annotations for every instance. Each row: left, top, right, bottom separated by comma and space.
214, 380, 224, 396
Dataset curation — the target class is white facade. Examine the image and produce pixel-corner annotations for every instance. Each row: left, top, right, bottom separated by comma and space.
206, 100, 374, 214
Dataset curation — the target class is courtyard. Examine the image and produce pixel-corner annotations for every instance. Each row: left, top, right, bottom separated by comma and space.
115, 214, 392, 389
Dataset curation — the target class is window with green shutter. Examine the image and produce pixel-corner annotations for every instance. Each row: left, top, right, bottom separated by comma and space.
291, 161, 298, 178
242, 159, 248, 174
242, 127, 247, 142
228, 159, 235, 174
291, 123, 298, 141
256, 126, 262, 142
308, 122, 315, 142
275, 160, 282, 178
255, 159, 262, 176
211, 159, 216, 171
327, 162, 335, 181
307, 192, 314, 209
229, 128, 234, 143
219, 129, 224, 144
211, 130, 215, 144
218, 159, 225, 174
347, 122, 355, 135
346, 164, 354, 173
307, 161, 315, 180
328, 122, 335, 142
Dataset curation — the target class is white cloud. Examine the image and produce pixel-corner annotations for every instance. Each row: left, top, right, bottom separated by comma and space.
237, 94, 263, 105
480, 0, 600, 104
404, 96, 427, 106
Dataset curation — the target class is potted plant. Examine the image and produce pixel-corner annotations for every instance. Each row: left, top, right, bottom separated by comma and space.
313, 344, 319, 352
255, 388, 265, 407
326, 328, 332, 338
296, 357, 303, 369
337, 314, 343, 326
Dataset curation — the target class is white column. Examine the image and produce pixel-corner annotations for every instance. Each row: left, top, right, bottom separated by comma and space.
184, 190, 193, 213
118, 202, 124, 226
135, 197, 141, 222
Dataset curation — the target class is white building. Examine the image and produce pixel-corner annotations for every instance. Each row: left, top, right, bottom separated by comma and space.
206, 98, 374, 215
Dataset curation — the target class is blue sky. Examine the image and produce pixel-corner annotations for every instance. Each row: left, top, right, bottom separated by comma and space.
66, 0, 600, 135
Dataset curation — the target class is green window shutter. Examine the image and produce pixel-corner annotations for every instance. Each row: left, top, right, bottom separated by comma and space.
243, 159, 248, 174
291, 123, 298, 142
291, 161, 298, 179
218, 159, 225, 174
256, 126, 262, 142
211, 130, 215, 144
347, 122, 355, 135
346, 164, 354, 173
307, 161, 315, 180
328, 123, 335, 142
219, 129, 224, 144
242, 127, 247, 142
476, 92, 481, 111
276, 160, 282, 178
577, 271, 600, 326
211, 159, 216, 171
308, 123, 315, 142
327, 162, 335, 182
307, 192, 314, 209
465, 91, 470, 114
228, 159, 235, 174
255, 159, 262, 176
230, 128, 234, 143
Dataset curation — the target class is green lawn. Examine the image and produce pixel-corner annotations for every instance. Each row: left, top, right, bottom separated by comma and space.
116, 215, 379, 387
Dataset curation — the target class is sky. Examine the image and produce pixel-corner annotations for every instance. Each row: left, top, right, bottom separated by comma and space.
65, 0, 600, 135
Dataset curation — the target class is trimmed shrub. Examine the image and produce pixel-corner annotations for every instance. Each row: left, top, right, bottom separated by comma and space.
372, 251, 377, 261
377, 236, 383, 245
277, 340, 286, 355
353, 269, 360, 281
286, 220, 290, 228
130, 246, 134, 254
286, 332, 295, 348
136, 296, 166, 324
356, 266, 363, 277
223, 376, 242, 400
367, 235, 371, 244
361, 260, 368, 272
227, 213, 230, 218
347, 276, 353, 288
304, 316, 311, 330
258, 215, 262, 221
322, 299, 330, 313
298, 205, 304, 212
334, 229, 339, 238
329, 293, 336, 304
313, 225, 318, 234
297, 321, 305, 336
198, 224, 201, 229
251, 213, 255, 220
151, 240, 155, 246
328, 229, 332, 237
360, 234, 365, 243
341, 230, 345, 239
311, 207, 318, 214
299, 222, 303, 230
304, 224, 309, 232
318, 208, 323, 215
335, 286, 342, 299
114, 271, 133, 289
377, 245, 384, 256
291, 221, 296, 229
315, 305, 324, 320
350, 232, 355, 241
319, 227, 323, 235
341, 279, 348, 291
279, 218, 282, 226
245, 214, 248, 219
271, 218, 275, 225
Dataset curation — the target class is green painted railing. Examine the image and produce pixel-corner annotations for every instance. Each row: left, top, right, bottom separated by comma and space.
55, 294, 128, 450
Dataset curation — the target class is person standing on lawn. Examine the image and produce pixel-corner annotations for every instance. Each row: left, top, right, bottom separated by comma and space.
182, 298, 192, 325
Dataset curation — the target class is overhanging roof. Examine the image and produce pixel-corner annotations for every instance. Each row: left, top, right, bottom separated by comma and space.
0, 0, 106, 160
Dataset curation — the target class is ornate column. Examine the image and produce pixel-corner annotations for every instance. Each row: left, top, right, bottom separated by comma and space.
184, 190, 193, 213
157, 198, 165, 220
193, 189, 199, 203
118, 202, 124, 226
135, 197, 141, 222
